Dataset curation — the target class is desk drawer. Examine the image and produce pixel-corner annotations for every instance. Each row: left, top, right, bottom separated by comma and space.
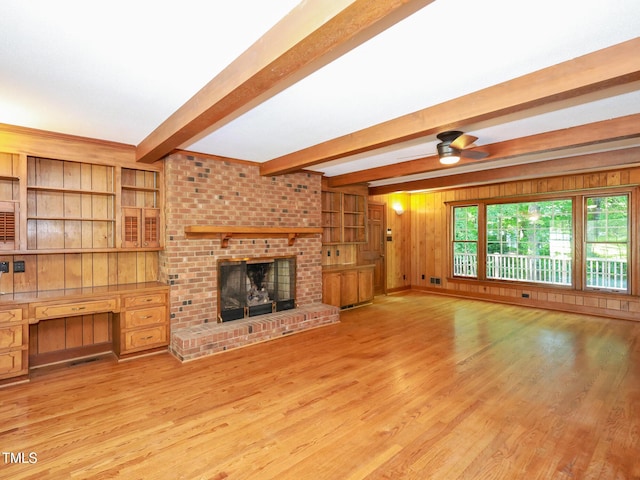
124, 306, 166, 328
0, 309, 22, 324
0, 325, 22, 349
35, 298, 117, 320
0, 350, 23, 375
124, 326, 167, 352
123, 293, 166, 308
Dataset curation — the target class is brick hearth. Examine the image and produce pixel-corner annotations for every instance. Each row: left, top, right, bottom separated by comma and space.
171, 304, 339, 361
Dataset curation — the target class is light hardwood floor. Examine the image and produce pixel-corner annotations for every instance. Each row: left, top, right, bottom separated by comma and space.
2, 291, 639, 479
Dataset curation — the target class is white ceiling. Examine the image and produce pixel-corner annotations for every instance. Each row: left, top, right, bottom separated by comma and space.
2, 0, 640, 190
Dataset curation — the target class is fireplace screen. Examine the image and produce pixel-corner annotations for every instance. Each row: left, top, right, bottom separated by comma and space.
218, 256, 296, 322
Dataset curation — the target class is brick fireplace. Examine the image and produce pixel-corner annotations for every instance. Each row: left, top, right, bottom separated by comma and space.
159, 153, 339, 361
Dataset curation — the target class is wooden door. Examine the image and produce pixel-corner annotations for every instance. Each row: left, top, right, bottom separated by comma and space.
359, 202, 386, 295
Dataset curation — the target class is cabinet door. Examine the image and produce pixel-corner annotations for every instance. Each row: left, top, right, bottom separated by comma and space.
142, 208, 160, 247
0, 350, 23, 376
122, 207, 141, 248
0, 201, 18, 251
122, 207, 160, 248
358, 268, 374, 303
0, 325, 22, 349
322, 272, 342, 307
340, 270, 359, 306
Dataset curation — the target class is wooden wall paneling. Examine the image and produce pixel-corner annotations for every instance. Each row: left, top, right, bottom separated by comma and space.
64, 159, 81, 188
90, 253, 109, 286
117, 252, 138, 284
108, 253, 118, 285
0, 152, 16, 177
145, 251, 159, 282
12, 255, 36, 292
136, 252, 146, 283
65, 190, 83, 249
93, 312, 111, 343
81, 253, 94, 287
82, 315, 93, 345
425, 192, 436, 283
0, 255, 13, 294
37, 318, 66, 354
434, 191, 445, 283
411, 194, 426, 287
64, 253, 82, 289
37, 255, 65, 290
65, 315, 84, 349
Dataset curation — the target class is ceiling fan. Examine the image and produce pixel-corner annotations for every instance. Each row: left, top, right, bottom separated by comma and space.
436, 131, 488, 165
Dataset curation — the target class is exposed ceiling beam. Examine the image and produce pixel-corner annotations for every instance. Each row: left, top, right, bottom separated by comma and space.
368, 146, 640, 195
327, 113, 640, 187
135, 0, 434, 164
260, 37, 640, 177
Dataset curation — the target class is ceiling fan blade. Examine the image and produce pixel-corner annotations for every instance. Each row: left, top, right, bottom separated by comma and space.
450, 134, 478, 150
460, 149, 489, 159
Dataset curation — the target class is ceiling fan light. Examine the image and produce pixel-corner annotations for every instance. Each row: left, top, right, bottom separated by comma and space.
437, 140, 460, 165
439, 153, 460, 165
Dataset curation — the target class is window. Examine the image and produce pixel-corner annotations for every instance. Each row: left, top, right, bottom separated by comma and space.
450, 189, 633, 293
486, 200, 572, 286
585, 195, 628, 291
452, 206, 478, 277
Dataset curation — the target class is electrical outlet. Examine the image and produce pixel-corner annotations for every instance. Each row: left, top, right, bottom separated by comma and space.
421, 274, 425, 280
14, 260, 25, 273
0, 262, 8, 273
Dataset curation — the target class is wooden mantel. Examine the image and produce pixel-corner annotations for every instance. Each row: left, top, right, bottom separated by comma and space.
184, 226, 323, 248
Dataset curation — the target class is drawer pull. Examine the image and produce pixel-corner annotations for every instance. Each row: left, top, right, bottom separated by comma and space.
71, 306, 86, 311
143, 335, 153, 340
145, 298, 153, 302
141, 315, 153, 319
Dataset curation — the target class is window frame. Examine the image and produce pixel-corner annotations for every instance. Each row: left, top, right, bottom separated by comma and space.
448, 187, 635, 295
583, 193, 631, 293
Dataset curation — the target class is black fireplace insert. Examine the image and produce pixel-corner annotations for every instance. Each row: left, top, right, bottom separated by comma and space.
218, 256, 296, 322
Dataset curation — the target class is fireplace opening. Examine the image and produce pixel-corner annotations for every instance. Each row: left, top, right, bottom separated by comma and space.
218, 256, 296, 322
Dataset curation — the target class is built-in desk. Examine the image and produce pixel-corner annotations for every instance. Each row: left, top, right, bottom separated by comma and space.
0, 282, 169, 386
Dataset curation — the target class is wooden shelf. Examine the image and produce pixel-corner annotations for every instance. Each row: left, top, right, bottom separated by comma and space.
184, 226, 323, 248
27, 216, 115, 222
26, 186, 115, 196
121, 185, 159, 193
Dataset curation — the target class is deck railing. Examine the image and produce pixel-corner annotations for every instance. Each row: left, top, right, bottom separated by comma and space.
453, 253, 627, 290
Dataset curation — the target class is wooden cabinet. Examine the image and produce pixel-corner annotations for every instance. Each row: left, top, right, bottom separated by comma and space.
0, 156, 163, 255
121, 168, 161, 249
0, 153, 21, 251
122, 207, 160, 248
114, 290, 168, 357
322, 265, 374, 308
0, 306, 28, 381
321, 191, 367, 245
